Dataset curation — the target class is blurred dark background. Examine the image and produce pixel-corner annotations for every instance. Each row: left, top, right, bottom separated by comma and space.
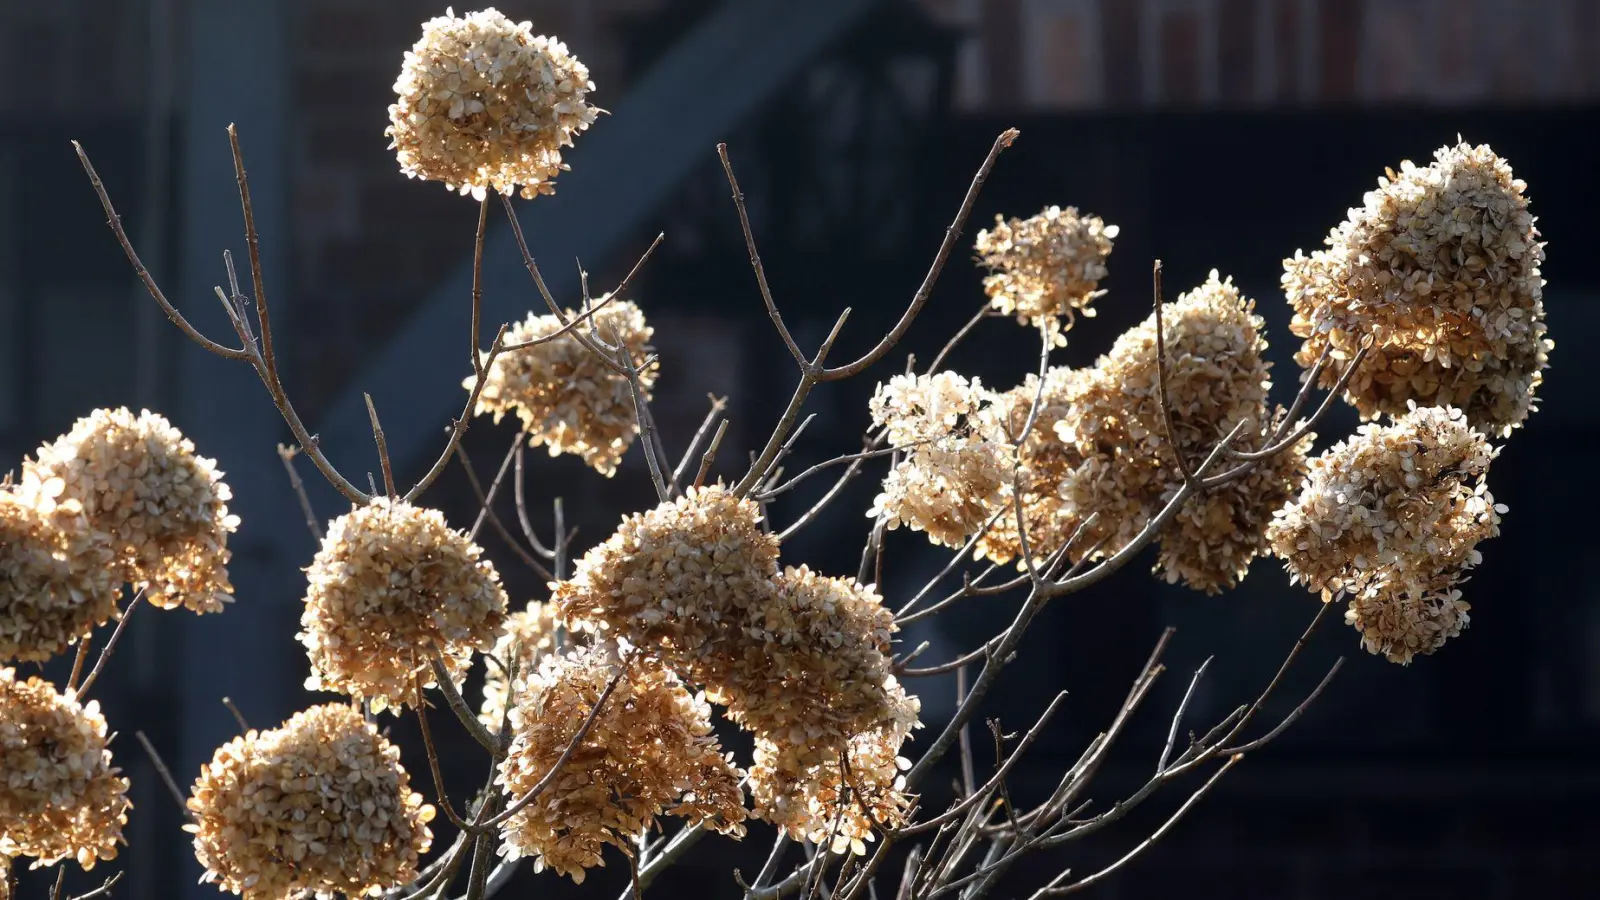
4, 1, 1598, 897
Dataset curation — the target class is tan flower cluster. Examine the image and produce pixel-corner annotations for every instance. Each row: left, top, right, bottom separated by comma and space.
0, 668, 130, 870
386, 7, 599, 199
973, 273, 1305, 591
973, 367, 1088, 565
1267, 404, 1502, 663
478, 600, 563, 729
1283, 142, 1549, 436
496, 647, 745, 882
186, 703, 435, 898
750, 682, 920, 851
19, 407, 238, 613
712, 567, 899, 770
554, 485, 779, 676
867, 373, 1009, 548
299, 498, 508, 711
975, 205, 1119, 344
557, 490, 919, 844
470, 299, 655, 476
0, 485, 118, 663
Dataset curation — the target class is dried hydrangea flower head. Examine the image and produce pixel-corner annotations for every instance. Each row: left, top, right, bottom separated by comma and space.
1283, 142, 1549, 435
496, 646, 746, 882
386, 7, 599, 199
1267, 404, 1503, 662
478, 600, 563, 728
973, 366, 1089, 566
975, 205, 1118, 345
186, 703, 435, 898
867, 373, 1008, 548
0, 486, 119, 663
0, 668, 130, 870
712, 566, 899, 769
751, 681, 920, 852
299, 497, 508, 711
554, 485, 778, 680
20, 407, 238, 613
1048, 272, 1299, 590
469, 299, 655, 476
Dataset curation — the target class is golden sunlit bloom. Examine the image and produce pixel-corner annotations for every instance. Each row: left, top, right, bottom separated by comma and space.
1283, 142, 1549, 435
0, 668, 130, 870
20, 407, 238, 613
975, 205, 1118, 345
496, 646, 745, 882
0, 486, 119, 663
186, 704, 435, 898
469, 299, 655, 476
1268, 404, 1503, 663
386, 6, 599, 199
299, 498, 508, 711
478, 600, 564, 729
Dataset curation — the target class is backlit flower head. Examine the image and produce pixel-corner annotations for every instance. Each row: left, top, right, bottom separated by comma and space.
186, 703, 435, 898
299, 498, 508, 711
386, 7, 599, 199
975, 205, 1118, 345
1283, 142, 1549, 435
0, 486, 119, 663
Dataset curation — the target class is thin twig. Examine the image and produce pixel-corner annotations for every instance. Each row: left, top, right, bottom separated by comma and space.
672, 394, 729, 489
220, 696, 250, 733
406, 324, 508, 503
414, 674, 471, 830
719, 143, 806, 367
365, 393, 396, 497
696, 419, 729, 489
427, 653, 499, 754
76, 593, 145, 698
1151, 261, 1193, 483
512, 442, 556, 558
135, 731, 190, 817
66, 633, 92, 694
454, 442, 553, 580
470, 196, 489, 380
277, 444, 323, 541
1158, 656, 1211, 774
822, 129, 1018, 380
67, 871, 124, 900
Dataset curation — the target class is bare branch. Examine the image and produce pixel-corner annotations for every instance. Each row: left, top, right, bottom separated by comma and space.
1151, 261, 1194, 483
74, 142, 249, 360
821, 129, 1019, 381
76, 592, 145, 698
277, 444, 323, 541
719, 143, 806, 367
470, 197, 489, 380
1158, 656, 1211, 774
135, 731, 190, 818
696, 419, 730, 490
365, 393, 397, 497
406, 324, 509, 503
220, 696, 250, 733
672, 394, 729, 489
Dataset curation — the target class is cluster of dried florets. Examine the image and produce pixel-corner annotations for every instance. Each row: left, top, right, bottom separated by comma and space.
0, 486, 118, 663
970, 273, 1305, 592
558, 490, 918, 844
20, 408, 238, 613
386, 6, 599, 199
1267, 404, 1502, 663
470, 299, 656, 476
496, 647, 745, 882
973, 366, 1088, 566
1283, 142, 1549, 436
554, 485, 779, 677
975, 205, 1118, 344
186, 703, 435, 898
478, 600, 563, 728
867, 373, 1009, 548
299, 498, 508, 711
750, 679, 920, 850
0, 669, 130, 870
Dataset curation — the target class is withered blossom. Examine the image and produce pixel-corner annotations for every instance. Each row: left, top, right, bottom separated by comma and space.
975, 205, 1118, 345
496, 646, 745, 882
20, 407, 238, 613
470, 299, 655, 476
478, 600, 564, 729
299, 498, 508, 711
186, 703, 435, 898
0, 486, 119, 663
1283, 142, 1549, 435
1268, 403, 1503, 663
0, 668, 130, 870
386, 6, 599, 199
